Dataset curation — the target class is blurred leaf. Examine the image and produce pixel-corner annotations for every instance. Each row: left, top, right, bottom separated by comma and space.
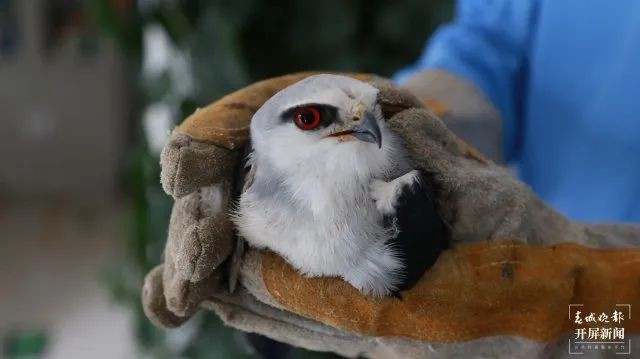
3, 329, 47, 359
85, 0, 143, 61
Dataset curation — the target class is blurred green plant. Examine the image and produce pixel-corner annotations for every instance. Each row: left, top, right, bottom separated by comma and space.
87, 0, 452, 357
3, 329, 47, 359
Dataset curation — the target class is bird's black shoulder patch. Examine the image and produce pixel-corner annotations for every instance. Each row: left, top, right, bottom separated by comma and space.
384, 170, 449, 294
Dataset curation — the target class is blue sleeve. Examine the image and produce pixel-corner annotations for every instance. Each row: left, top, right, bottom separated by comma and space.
395, 0, 539, 161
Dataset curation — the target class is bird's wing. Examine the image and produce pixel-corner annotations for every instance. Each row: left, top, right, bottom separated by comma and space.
384, 170, 449, 293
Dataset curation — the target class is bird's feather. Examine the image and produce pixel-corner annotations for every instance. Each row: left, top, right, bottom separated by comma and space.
383, 170, 449, 294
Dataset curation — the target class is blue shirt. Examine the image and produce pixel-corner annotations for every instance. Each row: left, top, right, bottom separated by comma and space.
396, 0, 640, 222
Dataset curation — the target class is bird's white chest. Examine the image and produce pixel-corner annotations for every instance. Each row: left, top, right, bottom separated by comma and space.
236, 178, 389, 277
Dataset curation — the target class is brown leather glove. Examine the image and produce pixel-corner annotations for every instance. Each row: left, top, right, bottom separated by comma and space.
142, 73, 640, 358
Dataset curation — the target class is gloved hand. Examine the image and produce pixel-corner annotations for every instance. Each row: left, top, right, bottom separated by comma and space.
142, 73, 640, 358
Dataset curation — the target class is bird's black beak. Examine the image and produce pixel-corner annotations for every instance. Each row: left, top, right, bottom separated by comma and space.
350, 111, 382, 148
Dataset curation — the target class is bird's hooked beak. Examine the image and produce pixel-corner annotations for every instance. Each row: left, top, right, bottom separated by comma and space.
327, 103, 382, 148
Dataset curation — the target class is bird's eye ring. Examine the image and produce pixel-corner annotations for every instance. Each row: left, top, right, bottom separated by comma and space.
293, 106, 322, 130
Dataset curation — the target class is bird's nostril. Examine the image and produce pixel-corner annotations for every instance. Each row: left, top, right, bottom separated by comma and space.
352, 116, 361, 122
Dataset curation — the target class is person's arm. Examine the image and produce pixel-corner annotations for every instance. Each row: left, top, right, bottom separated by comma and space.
398, 0, 540, 164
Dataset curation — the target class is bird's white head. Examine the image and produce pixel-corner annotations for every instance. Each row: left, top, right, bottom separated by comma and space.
249, 74, 405, 182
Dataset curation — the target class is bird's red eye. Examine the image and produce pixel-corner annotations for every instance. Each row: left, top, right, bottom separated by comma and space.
293, 106, 322, 130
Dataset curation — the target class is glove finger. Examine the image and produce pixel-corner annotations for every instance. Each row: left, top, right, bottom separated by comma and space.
166, 184, 235, 282
160, 184, 235, 317
388, 108, 489, 169
163, 259, 223, 317
387, 108, 527, 243
142, 265, 191, 328
160, 132, 238, 198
